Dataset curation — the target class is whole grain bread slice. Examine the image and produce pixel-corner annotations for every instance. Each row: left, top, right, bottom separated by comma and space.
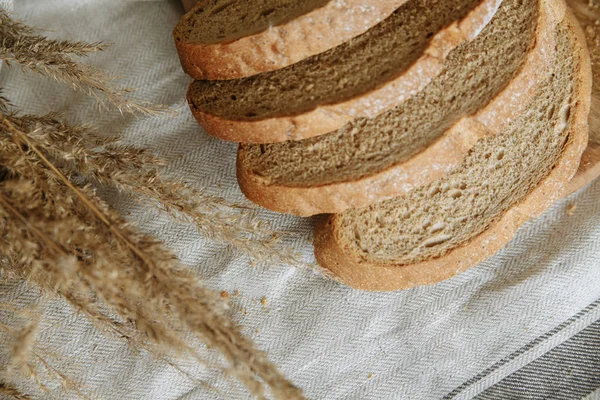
173, 0, 407, 79
313, 10, 592, 292
175, 0, 412, 80
566, 0, 600, 194
238, 0, 557, 216
188, 0, 502, 143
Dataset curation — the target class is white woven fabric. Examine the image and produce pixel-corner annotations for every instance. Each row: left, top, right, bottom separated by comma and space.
1, 1, 600, 399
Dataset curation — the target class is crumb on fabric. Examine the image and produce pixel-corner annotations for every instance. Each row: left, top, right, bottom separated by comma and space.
260, 296, 269, 313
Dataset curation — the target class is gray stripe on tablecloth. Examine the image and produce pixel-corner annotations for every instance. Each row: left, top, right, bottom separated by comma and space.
473, 318, 600, 399
444, 298, 600, 399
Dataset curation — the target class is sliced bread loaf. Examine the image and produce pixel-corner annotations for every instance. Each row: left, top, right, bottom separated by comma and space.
175, 0, 411, 80
313, 11, 591, 291
187, 0, 502, 142
238, 0, 556, 216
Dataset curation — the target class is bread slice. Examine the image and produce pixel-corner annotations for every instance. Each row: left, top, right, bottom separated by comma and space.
175, 0, 416, 80
567, 79, 600, 194
187, 0, 502, 143
238, 0, 557, 216
313, 10, 592, 292
566, 0, 600, 194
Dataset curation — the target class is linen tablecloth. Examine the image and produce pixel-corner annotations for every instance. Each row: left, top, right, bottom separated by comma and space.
1, 1, 600, 399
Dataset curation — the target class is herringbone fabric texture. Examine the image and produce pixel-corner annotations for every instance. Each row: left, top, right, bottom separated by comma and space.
1, 1, 599, 399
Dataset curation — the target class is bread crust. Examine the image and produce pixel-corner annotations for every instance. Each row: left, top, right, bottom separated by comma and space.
237, 0, 563, 216
566, 138, 600, 193
188, 0, 502, 143
175, 0, 410, 80
313, 8, 592, 292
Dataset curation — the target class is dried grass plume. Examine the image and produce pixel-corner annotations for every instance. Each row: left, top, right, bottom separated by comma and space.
0, 9, 164, 115
0, 7, 306, 399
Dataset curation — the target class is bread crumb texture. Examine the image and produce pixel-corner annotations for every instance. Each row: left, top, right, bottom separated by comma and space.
189, 0, 483, 121
333, 23, 579, 266
178, 0, 331, 44
241, 0, 538, 188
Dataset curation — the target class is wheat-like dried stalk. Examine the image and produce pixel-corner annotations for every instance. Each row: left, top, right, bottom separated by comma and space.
12, 113, 305, 266
0, 90, 9, 113
0, 111, 304, 399
0, 306, 92, 399
0, 382, 31, 400
0, 8, 306, 399
0, 9, 164, 115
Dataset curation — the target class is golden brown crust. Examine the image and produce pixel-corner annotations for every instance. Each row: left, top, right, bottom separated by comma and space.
188, 0, 502, 143
314, 8, 592, 292
237, 1, 561, 216
566, 139, 600, 193
175, 0, 411, 80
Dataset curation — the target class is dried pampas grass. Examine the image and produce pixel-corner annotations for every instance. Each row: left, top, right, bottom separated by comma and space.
0, 382, 31, 400
0, 9, 162, 115
0, 7, 306, 400
0, 302, 91, 398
